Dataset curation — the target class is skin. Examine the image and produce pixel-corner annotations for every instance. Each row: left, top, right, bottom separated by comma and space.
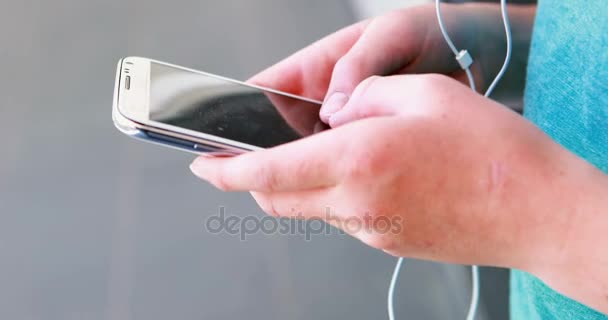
191, 3, 608, 314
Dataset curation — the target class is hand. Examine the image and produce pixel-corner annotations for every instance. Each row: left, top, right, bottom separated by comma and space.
249, 3, 536, 123
192, 74, 583, 269
193, 74, 608, 313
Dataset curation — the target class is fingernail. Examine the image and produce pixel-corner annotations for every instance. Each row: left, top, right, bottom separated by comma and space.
320, 92, 349, 122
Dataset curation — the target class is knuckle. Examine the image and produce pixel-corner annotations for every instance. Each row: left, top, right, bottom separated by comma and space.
345, 75, 384, 118
331, 58, 354, 85
333, 55, 358, 78
254, 162, 280, 191
332, 54, 370, 89
408, 74, 455, 114
354, 75, 382, 98
343, 157, 368, 179
416, 73, 440, 90
417, 73, 451, 91
343, 147, 384, 179
292, 160, 312, 182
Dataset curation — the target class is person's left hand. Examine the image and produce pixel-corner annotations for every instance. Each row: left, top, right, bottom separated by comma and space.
190, 74, 588, 272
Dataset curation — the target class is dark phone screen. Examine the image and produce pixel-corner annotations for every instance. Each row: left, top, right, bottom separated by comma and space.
149, 62, 324, 148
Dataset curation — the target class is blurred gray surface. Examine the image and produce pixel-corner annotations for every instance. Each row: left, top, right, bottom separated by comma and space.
0, 1, 507, 319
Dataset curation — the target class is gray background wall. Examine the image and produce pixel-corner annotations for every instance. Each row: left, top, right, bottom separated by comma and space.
0, 1, 508, 319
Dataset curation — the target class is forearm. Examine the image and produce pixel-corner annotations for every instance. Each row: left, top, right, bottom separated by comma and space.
542, 168, 608, 314
521, 144, 608, 314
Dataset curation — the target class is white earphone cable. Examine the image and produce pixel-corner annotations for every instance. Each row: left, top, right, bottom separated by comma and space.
388, 257, 404, 320
387, 1, 512, 319
466, 265, 481, 320
435, 0, 477, 92
484, 0, 513, 98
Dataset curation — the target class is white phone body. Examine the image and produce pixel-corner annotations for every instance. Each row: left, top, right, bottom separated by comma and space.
112, 57, 322, 155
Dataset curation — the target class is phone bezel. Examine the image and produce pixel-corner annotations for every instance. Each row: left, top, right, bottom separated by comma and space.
113, 56, 322, 154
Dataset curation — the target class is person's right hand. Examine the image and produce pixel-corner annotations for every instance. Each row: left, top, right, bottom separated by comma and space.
249, 3, 536, 123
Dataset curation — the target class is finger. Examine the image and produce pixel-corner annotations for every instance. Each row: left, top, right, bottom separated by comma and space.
251, 190, 358, 239
250, 190, 337, 219
251, 191, 400, 251
189, 129, 348, 192
328, 74, 455, 127
248, 20, 371, 101
320, 13, 427, 122
327, 76, 399, 127
250, 190, 350, 239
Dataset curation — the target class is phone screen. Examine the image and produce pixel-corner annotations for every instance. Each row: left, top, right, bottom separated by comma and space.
148, 62, 324, 148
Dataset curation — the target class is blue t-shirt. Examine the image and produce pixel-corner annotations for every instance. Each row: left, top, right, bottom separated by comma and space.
510, 0, 608, 319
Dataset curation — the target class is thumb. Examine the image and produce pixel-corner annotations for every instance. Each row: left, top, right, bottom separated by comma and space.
328, 75, 404, 127
328, 74, 471, 128
319, 19, 418, 123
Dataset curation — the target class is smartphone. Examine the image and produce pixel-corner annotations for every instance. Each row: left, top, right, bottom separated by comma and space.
112, 57, 324, 155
